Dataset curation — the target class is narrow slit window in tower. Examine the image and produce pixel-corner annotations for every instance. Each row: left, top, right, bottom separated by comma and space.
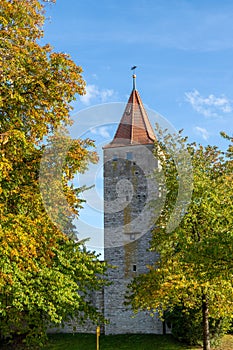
126, 152, 133, 160
130, 233, 135, 240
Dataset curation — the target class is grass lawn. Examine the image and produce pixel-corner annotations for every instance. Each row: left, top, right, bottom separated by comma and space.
43, 334, 201, 350
216, 335, 233, 350
43, 333, 233, 350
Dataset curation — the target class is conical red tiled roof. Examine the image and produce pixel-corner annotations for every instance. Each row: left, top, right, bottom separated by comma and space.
104, 78, 156, 148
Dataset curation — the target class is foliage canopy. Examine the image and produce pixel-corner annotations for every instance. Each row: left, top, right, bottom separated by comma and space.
0, 1, 107, 348
128, 128, 233, 350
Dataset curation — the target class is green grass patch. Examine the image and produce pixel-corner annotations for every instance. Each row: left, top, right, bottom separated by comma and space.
216, 334, 233, 350
43, 333, 201, 350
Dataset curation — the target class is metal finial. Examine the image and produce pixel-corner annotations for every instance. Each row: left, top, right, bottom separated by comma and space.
132, 74, 136, 90
131, 66, 137, 90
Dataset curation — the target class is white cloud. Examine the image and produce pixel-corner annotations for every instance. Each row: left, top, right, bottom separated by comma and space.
90, 126, 110, 139
79, 85, 98, 105
185, 89, 232, 118
194, 126, 209, 140
80, 84, 114, 106
100, 89, 114, 102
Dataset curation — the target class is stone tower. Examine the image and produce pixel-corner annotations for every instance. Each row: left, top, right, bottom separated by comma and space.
103, 75, 163, 334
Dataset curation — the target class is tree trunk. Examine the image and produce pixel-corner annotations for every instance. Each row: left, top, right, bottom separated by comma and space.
202, 293, 211, 350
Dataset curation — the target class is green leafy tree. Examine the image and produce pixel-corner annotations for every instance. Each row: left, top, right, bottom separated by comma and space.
0, 1, 107, 348
128, 128, 233, 350
164, 305, 231, 347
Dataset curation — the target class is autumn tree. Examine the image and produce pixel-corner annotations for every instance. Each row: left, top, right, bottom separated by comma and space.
128, 128, 233, 350
0, 0, 107, 348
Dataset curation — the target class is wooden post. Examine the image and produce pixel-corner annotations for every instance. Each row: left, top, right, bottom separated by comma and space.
96, 326, 100, 350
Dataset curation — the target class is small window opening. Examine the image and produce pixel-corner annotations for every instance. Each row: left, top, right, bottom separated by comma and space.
112, 155, 118, 161
133, 264, 137, 272
130, 233, 135, 240
126, 152, 133, 160
126, 106, 131, 115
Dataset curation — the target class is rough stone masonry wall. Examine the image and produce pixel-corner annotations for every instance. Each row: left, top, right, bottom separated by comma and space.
47, 288, 104, 334
104, 234, 163, 335
48, 143, 168, 335
103, 144, 164, 335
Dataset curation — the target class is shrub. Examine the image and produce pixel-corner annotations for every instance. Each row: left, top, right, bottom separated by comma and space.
165, 306, 232, 347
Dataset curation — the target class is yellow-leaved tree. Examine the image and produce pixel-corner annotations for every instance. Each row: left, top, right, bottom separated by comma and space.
0, 1, 107, 348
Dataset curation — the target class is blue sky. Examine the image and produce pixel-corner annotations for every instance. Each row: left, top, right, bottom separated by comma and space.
42, 0, 233, 255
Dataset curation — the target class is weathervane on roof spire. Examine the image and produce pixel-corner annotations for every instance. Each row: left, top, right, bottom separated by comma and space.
131, 66, 137, 90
